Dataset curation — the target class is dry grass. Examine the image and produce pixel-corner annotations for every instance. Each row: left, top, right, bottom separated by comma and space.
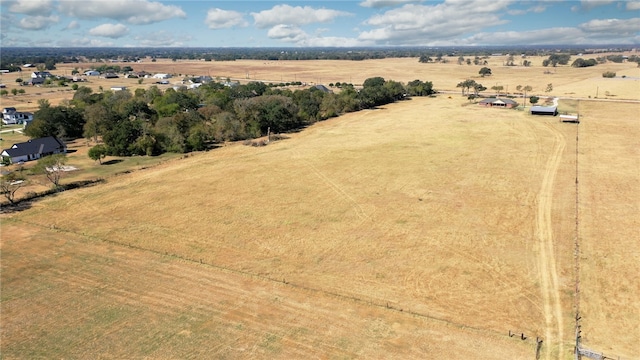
1, 54, 639, 112
1, 58, 638, 359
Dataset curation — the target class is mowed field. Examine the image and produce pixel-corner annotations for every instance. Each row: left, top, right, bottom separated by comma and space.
1, 53, 639, 112
1, 57, 639, 359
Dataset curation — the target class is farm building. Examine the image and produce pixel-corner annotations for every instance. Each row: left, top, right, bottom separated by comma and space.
84, 70, 100, 76
530, 106, 558, 116
1, 137, 66, 164
478, 98, 518, 108
110, 86, 128, 91
560, 114, 579, 123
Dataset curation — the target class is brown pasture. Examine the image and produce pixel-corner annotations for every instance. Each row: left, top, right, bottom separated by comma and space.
1, 58, 639, 359
1, 54, 639, 113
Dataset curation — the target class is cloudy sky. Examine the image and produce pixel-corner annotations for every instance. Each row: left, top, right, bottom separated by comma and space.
1, 0, 639, 47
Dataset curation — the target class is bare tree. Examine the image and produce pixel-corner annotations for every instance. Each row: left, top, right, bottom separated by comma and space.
1, 172, 28, 204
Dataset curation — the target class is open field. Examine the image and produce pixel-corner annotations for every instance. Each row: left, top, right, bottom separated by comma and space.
2, 93, 638, 358
1, 54, 639, 112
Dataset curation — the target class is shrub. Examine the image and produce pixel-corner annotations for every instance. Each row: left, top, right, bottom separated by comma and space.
602, 71, 616, 78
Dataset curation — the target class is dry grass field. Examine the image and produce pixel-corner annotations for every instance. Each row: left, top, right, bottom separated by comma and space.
1, 57, 638, 359
1, 53, 639, 112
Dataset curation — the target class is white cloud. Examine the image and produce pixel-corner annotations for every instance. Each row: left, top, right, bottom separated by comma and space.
579, 18, 640, 35
133, 30, 192, 46
626, 1, 640, 10
64, 20, 79, 30
62, 37, 115, 47
252, 4, 352, 29
89, 23, 129, 38
205, 8, 248, 29
359, 0, 420, 8
58, 0, 186, 25
8, 0, 53, 16
266, 24, 367, 47
18, 15, 59, 30
267, 24, 308, 42
571, 0, 615, 11
360, 2, 511, 45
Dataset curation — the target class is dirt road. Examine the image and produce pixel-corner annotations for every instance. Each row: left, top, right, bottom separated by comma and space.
534, 120, 566, 359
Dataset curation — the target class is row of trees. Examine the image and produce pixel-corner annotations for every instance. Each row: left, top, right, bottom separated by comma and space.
25, 77, 435, 159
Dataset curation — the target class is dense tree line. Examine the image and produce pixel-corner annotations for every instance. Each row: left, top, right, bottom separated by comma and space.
3, 46, 636, 69
24, 77, 435, 158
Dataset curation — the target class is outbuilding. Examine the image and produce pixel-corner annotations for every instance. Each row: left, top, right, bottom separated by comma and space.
530, 106, 557, 116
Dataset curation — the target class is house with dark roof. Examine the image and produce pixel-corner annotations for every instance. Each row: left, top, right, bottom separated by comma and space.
313, 84, 333, 93
1, 137, 66, 164
530, 105, 558, 116
478, 97, 518, 108
3, 107, 33, 125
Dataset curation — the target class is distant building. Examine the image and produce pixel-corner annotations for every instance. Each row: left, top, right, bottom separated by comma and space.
84, 70, 100, 76
110, 86, 127, 91
478, 98, 518, 108
530, 106, 558, 116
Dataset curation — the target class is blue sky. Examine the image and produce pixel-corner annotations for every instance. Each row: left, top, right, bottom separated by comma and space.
1, 0, 639, 47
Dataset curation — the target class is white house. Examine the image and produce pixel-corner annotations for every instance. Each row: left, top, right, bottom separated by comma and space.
1, 137, 66, 164
31, 71, 54, 78
153, 73, 171, 79
2, 108, 33, 125
110, 86, 128, 91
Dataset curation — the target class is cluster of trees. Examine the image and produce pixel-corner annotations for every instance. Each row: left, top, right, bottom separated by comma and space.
25, 77, 435, 159
542, 54, 571, 67
456, 79, 487, 97
571, 58, 598, 68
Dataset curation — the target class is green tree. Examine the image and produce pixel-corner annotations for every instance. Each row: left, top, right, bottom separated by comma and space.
1, 172, 28, 204
15, 78, 23, 83
529, 96, 539, 104
0, 90, 8, 96
479, 67, 492, 77
88, 144, 108, 164
11, 88, 18, 95
491, 85, 504, 96
33, 154, 67, 188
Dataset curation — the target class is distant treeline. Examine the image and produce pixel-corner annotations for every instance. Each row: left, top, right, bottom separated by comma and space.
25, 77, 435, 157
1, 45, 637, 70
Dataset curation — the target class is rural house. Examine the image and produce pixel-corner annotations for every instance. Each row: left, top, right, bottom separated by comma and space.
84, 70, 100, 76
31, 71, 54, 78
478, 98, 518, 108
530, 105, 558, 116
2, 107, 33, 125
1, 137, 66, 164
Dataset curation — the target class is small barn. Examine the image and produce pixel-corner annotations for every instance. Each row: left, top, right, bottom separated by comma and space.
530, 106, 557, 116
478, 98, 518, 108
1, 137, 66, 164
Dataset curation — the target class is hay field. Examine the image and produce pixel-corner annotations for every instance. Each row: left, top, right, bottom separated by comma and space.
1, 58, 639, 359
1, 54, 639, 113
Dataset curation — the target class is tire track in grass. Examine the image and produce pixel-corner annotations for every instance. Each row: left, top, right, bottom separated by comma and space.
535, 122, 566, 359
